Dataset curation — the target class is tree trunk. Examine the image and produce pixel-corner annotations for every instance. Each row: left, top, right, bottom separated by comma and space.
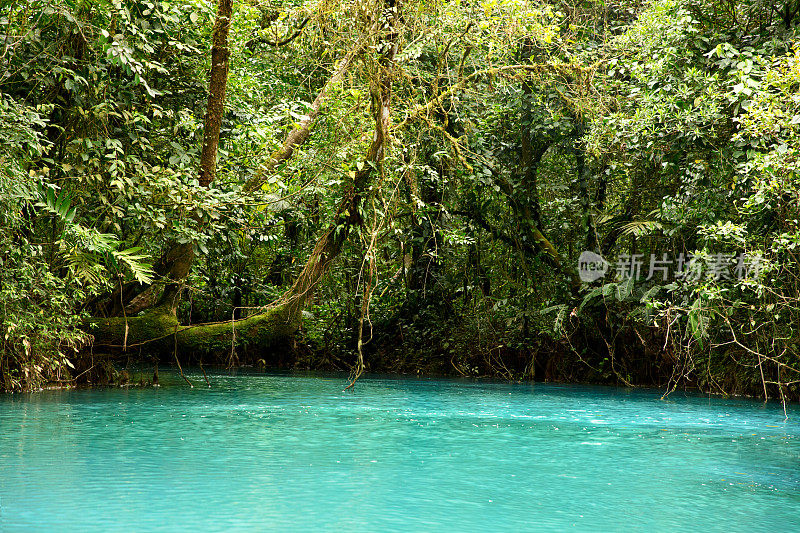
243, 45, 363, 192
93, 34, 361, 318
85, 302, 299, 358
90, 0, 234, 317
155, 0, 234, 309
85, 2, 400, 357
199, 0, 233, 188
275, 0, 398, 320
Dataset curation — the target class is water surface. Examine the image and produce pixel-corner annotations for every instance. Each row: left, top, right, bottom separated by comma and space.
1, 371, 799, 531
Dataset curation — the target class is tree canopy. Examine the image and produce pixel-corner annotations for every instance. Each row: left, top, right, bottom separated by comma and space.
1, 0, 799, 403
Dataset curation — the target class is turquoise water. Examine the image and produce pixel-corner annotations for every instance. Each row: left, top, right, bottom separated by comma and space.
1, 371, 799, 531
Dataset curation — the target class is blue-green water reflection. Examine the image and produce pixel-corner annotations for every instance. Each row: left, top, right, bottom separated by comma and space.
1, 371, 798, 531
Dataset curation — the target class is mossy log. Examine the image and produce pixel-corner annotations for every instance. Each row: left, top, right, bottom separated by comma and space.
84, 303, 300, 358
82, 27, 392, 362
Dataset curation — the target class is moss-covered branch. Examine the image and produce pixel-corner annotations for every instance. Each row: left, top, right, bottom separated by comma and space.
85, 303, 300, 357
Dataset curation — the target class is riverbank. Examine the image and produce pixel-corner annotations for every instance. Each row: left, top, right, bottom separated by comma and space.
14, 336, 793, 407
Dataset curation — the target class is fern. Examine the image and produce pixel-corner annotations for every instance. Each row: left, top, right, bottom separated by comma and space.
111, 247, 155, 284
579, 286, 604, 311
619, 219, 663, 237
579, 278, 637, 311
67, 253, 108, 286
540, 304, 569, 333
37, 184, 76, 223
35, 184, 155, 285
687, 298, 710, 348
615, 278, 635, 300
639, 285, 662, 303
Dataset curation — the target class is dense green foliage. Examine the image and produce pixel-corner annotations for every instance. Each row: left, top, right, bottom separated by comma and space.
1, 0, 798, 400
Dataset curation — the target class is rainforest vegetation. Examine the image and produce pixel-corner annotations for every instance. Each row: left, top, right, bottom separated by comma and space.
1, 0, 799, 401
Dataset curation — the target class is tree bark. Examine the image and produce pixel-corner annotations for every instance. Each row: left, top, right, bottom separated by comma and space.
85, 302, 299, 357
243, 45, 363, 192
154, 0, 234, 310
93, 36, 362, 317
199, 0, 233, 188
483, 163, 582, 290
278, 0, 398, 319
86, 2, 400, 356
89, 1, 234, 316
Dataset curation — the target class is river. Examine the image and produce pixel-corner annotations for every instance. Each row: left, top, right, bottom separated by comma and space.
1, 371, 798, 531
